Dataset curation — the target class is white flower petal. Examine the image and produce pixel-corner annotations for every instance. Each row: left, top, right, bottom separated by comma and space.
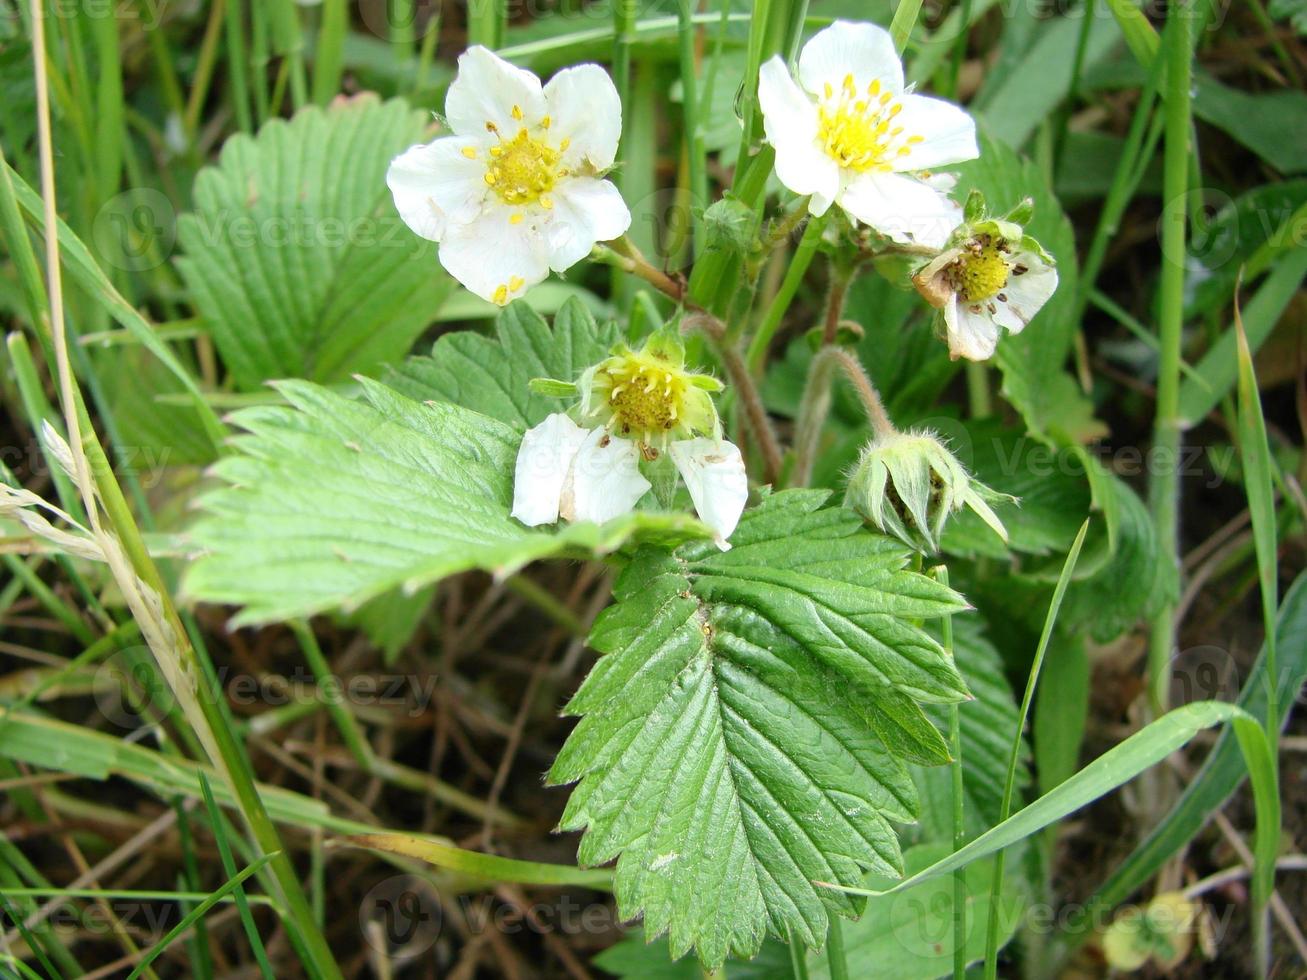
445, 46, 546, 137
669, 438, 748, 550
438, 204, 550, 305
758, 57, 841, 211
545, 177, 632, 271
943, 297, 1000, 361
890, 94, 978, 172
386, 136, 490, 241
798, 20, 904, 98
564, 428, 651, 524
999, 253, 1059, 328
839, 171, 960, 247
543, 64, 622, 171
989, 297, 1026, 333
511, 413, 588, 526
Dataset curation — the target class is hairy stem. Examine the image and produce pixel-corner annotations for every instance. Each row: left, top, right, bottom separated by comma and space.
685, 314, 783, 485
793, 348, 896, 487
598, 237, 685, 303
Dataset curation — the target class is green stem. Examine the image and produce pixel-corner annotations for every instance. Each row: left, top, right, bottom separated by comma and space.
676, 0, 705, 259
223, 0, 253, 132
290, 620, 373, 771
313, 0, 348, 104
746, 214, 825, 372
733, 0, 773, 166
792, 348, 895, 487
504, 574, 586, 635
685, 314, 783, 485
469, 0, 505, 49
982, 521, 1089, 979
945, 0, 972, 100
937, 566, 967, 980
826, 917, 850, 980
889, 0, 925, 53
390, 0, 416, 59
1146, 2, 1192, 717
966, 360, 992, 418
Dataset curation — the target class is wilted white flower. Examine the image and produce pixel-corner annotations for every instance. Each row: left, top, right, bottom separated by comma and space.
758, 20, 977, 248
387, 46, 631, 305
913, 226, 1058, 361
511, 333, 748, 549
845, 430, 1009, 553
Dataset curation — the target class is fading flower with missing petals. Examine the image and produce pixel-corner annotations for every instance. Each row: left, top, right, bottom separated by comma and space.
844, 430, 1009, 553
913, 207, 1059, 361
758, 20, 977, 248
387, 46, 632, 305
511, 332, 748, 550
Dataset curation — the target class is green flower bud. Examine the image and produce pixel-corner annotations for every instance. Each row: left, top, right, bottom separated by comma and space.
702, 197, 757, 257
844, 430, 1011, 553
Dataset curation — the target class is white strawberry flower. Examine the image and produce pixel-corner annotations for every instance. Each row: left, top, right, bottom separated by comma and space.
914, 231, 1059, 361
510, 333, 748, 550
758, 20, 978, 248
387, 46, 632, 305
511, 415, 748, 550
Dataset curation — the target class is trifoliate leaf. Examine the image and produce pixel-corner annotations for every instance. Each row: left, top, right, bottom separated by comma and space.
182, 379, 709, 625
176, 95, 454, 390
549, 490, 969, 969
386, 298, 620, 429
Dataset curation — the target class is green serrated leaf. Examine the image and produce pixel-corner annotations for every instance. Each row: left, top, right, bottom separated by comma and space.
386, 297, 620, 428
176, 95, 454, 390
549, 490, 969, 969
182, 379, 710, 625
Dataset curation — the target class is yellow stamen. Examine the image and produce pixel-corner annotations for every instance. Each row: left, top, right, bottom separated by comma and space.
461, 146, 477, 159
508, 275, 525, 291
816, 77, 915, 173
493, 284, 509, 305
951, 237, 1012, 303
482, 127, 565, 207
541, 114, 551, 129
509, 212, 524, 224
511, 104, 523, 121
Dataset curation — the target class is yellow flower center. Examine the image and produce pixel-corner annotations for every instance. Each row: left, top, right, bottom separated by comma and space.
485, 129, 561, 205
595, 350, 691, 441
481, 111, 568, 207
954, 239, 1011, 303
817, 75, 922, 172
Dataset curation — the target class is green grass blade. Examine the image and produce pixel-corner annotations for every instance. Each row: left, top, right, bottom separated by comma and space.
1068, 570, 1307, 952
198, 773, 277, 980
826, 700, 1263, 899
1, 161, 226, 450
342, 832, 614, 888
982, 519, 1089, 979
1235, 298, 1281, 978
889, 0, 925, 52
1177, 246, 1307, 426
0, 893, 65, 980
125, 853, 279, 980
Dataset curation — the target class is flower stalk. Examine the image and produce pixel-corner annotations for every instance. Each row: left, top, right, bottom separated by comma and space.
684, 313, 784, 485
793, 347, 895, 488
